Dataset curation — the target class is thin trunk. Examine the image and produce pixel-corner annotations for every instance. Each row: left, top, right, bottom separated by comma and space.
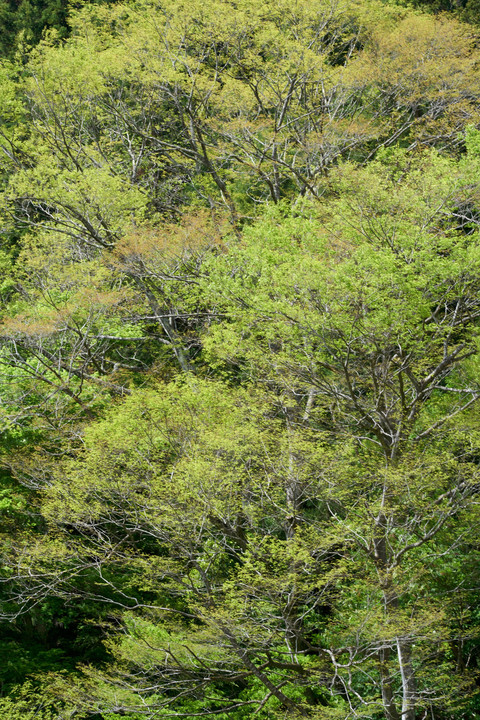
374, 512, 418, 720
136, 281, 192, 373
283, 410, 308, 656
397, 637, 416, 720
379, 645, 401, 720
375, 500, 402, 720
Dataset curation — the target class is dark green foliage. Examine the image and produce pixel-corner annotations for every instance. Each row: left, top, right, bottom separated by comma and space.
0, 0, 67, 55
0, 0, 117, 57
384, 0, 480, 25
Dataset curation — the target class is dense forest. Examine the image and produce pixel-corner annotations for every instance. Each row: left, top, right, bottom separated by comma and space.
0, 0, 480, 718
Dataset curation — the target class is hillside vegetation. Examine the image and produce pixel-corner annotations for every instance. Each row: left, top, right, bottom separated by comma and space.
0, 1, 480, 718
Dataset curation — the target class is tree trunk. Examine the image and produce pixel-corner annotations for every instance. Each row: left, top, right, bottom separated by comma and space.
397, 637, 416, 720
378, 645, 401, 720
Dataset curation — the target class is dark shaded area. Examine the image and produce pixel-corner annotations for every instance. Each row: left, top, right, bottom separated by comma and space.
0, 0, 116, 56
391, 0, 480, 23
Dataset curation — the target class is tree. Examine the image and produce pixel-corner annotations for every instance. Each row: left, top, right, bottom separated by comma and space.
2, 145, 480, 718
0, 0, 477, 422
1, 2, 480, 717
3, 0, 479, 226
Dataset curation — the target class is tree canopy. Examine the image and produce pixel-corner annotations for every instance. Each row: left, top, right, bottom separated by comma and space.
0, 1, 480, 719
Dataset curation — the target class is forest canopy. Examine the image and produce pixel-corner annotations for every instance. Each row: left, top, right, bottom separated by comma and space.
0, 0, 480, 719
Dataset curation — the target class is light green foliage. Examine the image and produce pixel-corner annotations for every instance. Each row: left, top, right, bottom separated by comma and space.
23, 291, 480, 717
0, 679, 76, 720
205, 148, 480, 411
1, 0, 478, 227
0, 1, 479, 719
